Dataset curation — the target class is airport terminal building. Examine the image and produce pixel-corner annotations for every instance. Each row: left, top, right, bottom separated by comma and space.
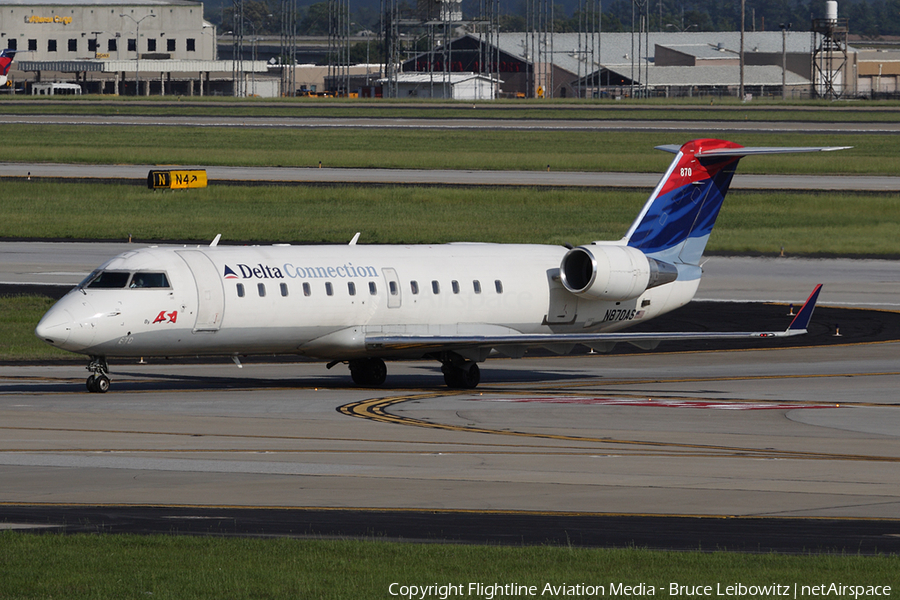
1, 0, 215, 61
0, 0, 271, 95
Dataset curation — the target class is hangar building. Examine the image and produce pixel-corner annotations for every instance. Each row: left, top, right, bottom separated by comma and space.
401, 31, 858, 99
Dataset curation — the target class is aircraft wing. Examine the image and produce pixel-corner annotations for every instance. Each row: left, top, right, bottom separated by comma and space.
365, 285, 823, 354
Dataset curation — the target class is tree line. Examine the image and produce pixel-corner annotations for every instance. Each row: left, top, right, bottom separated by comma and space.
207, 0, 900, 38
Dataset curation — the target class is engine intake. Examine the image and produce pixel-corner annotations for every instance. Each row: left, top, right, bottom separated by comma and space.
559, 245, 677, 301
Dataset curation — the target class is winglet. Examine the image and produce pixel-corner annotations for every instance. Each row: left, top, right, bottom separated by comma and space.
786, 284, 823, 334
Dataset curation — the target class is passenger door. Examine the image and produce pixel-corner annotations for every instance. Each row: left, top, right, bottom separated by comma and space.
176, 250, 225, 332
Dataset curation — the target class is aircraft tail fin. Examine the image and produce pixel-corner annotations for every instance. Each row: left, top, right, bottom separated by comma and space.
624, 139, 850, 266
0, 49, 17, 86
785, 283, 823, 335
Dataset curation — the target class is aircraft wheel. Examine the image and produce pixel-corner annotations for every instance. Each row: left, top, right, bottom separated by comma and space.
86, 374, 110, 393
95, 374, 110, 393
443, 362, 480, 389
349, 358, 387, 386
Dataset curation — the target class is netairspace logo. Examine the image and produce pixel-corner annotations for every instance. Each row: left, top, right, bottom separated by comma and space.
386, 582, 893, 600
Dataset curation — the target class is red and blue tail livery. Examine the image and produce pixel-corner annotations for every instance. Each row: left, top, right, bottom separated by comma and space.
0, 49, 17, 86
625, 139, 849, 267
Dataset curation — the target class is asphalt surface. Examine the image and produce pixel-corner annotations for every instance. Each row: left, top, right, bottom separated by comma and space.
4, 505, 900, 553
2, 162, 897, 191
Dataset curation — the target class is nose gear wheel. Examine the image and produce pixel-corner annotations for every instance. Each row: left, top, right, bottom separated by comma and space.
85, 356, 111, 393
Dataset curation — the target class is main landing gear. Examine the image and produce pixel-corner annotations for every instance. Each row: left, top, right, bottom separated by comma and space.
348, 357, 388, 386
441, 358, 481, 389
339, 354, 482, 389
86, 356, 110, 393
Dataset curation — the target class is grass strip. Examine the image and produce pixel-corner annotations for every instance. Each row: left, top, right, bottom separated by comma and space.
1, 182, 898, 255
0, 532, 897, 600
0, 296, 72, 361
0, 125, 888, 174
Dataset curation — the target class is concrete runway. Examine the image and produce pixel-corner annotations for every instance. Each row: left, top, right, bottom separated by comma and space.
1, 344, 899, 521
2, 242, 900, 527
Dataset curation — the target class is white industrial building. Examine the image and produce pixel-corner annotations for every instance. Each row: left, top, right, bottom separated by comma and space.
378, 72, 501, 100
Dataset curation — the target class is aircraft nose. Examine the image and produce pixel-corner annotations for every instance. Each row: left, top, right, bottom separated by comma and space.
35, 297, 97, 352
35, 307, 73, 347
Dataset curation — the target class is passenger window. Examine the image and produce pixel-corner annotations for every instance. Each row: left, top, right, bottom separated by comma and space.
280, 282, 289, 297
495, 280, 504, 294
432, 280, 440, 294
348, 282, 356, 296
258, 283, 266, 297
473, 280, 482, 294
326, 282, 334, 296
451, 280, 460, 294
303, 282, 311, 297
86, 271, 130, 288
410, 281, 419, 295
369, 282, 377, 295
389, 281, 398, 296
236, 283, 245, 297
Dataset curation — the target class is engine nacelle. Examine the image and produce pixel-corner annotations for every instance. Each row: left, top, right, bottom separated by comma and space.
559, 245, 677, 302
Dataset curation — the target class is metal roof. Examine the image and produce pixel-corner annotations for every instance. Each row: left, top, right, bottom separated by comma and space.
602, 64, 811, 87
490, 31, 844, 74
379, 72, 501, 85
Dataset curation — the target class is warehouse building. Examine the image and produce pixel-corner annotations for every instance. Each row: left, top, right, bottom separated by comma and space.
401, 31, 859, 99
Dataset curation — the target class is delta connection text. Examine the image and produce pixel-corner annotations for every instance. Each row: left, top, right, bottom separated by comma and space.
224, 262, 379, 280
387, 582, 892, 600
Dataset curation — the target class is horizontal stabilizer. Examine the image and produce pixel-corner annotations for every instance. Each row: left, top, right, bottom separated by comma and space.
695, 146, 852, 157
366, 285, 824, 354
655, 144, 852, 156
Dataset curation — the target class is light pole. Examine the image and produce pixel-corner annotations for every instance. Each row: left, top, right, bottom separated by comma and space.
739, 0, 745, 101
780, 22, 792, 100
120, 13, 155, 96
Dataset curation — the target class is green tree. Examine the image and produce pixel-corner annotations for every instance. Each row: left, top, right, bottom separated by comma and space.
222, 0, 280, 34
298, 2, 329, 35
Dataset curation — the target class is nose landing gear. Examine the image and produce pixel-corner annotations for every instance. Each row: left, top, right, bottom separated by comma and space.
86, 356, 110, 393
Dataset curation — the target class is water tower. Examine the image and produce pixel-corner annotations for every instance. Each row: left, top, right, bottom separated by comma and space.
811, 0, 849, 99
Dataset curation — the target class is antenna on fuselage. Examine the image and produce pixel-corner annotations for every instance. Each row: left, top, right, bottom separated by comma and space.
210, 234, 221, 247
349, 232, 360, 245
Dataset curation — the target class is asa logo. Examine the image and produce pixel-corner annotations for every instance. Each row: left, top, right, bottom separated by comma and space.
152, 311, 178, 324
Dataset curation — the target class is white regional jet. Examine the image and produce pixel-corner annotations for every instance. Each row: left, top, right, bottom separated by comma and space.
36, 138, 842, 393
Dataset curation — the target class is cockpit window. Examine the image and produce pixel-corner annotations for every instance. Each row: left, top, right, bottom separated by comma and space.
79, 270, 170, 290
130, 272, 169, 288
84, 270, 131, 289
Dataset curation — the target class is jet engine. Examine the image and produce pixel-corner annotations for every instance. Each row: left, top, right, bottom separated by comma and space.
559, 245, 678, 302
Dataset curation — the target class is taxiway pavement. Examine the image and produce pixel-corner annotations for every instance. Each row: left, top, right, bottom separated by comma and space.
1, 342, 899, 520
1, 161, 897, 191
